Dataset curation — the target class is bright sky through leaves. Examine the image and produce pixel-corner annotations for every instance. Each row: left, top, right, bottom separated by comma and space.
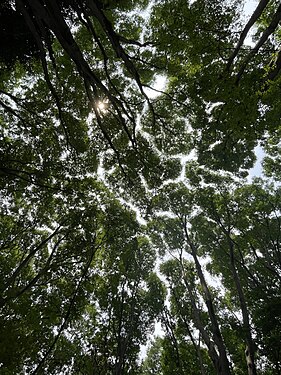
0, 0, 281, 374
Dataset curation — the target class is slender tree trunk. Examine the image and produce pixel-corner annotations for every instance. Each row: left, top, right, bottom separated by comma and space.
182, 218, 232, 375
1, 225, 62, 295
190, 250, 231, 375
180, 271, 221, 373
197, 334, 206, 375
171, 289, 206, 375
162, 306, 182, 370
212, 204, 257, 375
227, 237, 257, 375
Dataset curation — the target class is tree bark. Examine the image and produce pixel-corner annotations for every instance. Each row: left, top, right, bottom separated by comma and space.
236, 3, 281, 83
227, 237, 257, 375
212, 204, 257, 375
182, 217, 232, 375
226, 0, 270, 71
172, 289, 207, 375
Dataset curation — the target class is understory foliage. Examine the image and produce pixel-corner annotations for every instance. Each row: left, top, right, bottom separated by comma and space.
0, 0, 281, 374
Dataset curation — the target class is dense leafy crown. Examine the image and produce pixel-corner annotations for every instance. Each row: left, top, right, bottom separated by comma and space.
0, 0, 281, 374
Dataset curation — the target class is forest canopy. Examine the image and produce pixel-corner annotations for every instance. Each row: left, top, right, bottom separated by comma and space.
0, 0, 281, 374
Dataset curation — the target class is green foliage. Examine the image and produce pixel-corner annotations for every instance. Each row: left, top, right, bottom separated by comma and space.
1, 0, 281, 374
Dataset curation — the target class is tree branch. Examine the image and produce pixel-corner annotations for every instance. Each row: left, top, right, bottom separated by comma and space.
236, 3, 281, 83
226, 0, 270, 71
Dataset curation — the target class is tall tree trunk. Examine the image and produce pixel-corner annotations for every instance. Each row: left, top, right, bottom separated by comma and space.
182, 217, 232, 375
171, 289, 207, 375
227, 236, 257, 375
212, 204, 257, 375
180, 270, 222, 374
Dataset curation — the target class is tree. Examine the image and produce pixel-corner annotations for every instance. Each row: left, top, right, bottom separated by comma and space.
146, 171, 281, 374
0, 182, 166, 373
1, 0, 281, 374
148, 0, 281, 173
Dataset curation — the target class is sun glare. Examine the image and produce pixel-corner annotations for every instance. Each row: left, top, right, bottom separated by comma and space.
97, 101, 107, 112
